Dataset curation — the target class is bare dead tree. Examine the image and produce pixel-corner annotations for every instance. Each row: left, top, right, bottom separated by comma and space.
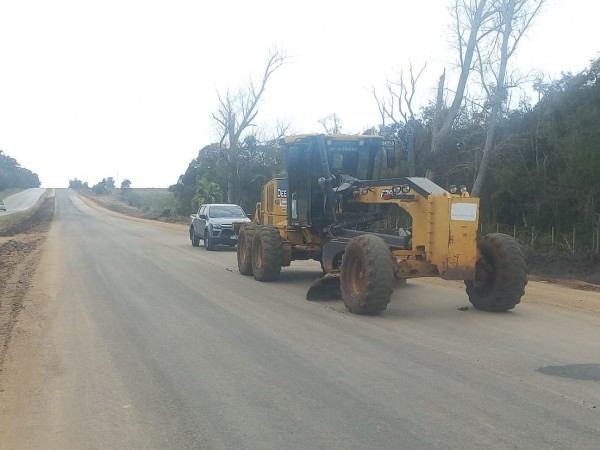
212, 49, 288, 202
432, 1, 497, 144
471, 0, 546, 196
318, 113, 343, 134
427, 0, 499, 180
371, 63, 427, 178
254, 117, 295, 146
273, 118, 294, 141
372, 62, 427, 130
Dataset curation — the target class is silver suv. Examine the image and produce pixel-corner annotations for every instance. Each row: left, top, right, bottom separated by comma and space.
0, 200, 6, 212
189, 203, 251, 250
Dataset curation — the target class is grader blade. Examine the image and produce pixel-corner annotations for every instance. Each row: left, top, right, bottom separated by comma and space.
306, 273, 342, 301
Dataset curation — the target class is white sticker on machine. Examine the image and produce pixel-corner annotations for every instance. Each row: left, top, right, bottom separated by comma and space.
451, 203, 478, 221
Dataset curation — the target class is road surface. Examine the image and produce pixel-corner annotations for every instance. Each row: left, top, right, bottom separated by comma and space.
0, 188, 47, 215
0, 188, 598, 449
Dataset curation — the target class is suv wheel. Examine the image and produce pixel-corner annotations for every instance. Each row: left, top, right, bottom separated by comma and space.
205, 230, 215, 251
190, 229, 200, 247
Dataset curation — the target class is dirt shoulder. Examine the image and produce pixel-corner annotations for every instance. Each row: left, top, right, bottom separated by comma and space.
0, 191, 55, 370
77, 190, 188, 224
77, 192, 187, 232
417, 277, 600, 316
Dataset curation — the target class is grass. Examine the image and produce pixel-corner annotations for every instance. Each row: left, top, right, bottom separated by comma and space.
0, 189, 53, 234
121, 188, 177, 213
0, 188, 25, 200
80, 188, 187, 223
0, 210, 28, 233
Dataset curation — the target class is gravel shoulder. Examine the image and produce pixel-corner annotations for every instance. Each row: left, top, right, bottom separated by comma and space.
77, 191, 187, 232
0, 190, 55, 370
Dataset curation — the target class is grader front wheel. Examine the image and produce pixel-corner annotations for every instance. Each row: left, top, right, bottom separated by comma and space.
340, 234, 395, 315
237, 224, 258, 275
252, 226, 283, 281
465, 233, 527, 312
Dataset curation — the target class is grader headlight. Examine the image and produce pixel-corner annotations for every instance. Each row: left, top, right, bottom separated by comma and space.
392, 185, 402, 195
449, 185, 458, 194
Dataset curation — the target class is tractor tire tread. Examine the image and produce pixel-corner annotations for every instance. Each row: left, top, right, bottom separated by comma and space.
340, 234, 395, 315
252, 226, 282, 281
237, 224, 258, 275
466, 233, 527, 312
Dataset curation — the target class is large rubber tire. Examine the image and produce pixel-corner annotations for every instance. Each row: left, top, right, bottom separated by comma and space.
237, 224, 258, 275
252, 226, 282, 281
340, 234, 395, 315
190, 228, 200, 247
204, 229, 215, 251
465, 233, 527, 312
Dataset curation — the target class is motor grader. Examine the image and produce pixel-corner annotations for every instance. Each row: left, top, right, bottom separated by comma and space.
236, 133, 527, 315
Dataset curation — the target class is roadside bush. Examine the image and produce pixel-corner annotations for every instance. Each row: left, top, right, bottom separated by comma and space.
119, 189, 142, 208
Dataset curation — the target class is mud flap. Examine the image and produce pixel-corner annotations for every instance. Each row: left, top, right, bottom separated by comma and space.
306, 273, 342, 301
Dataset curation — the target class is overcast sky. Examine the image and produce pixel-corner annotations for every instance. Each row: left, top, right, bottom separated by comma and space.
0, 0, 597, 188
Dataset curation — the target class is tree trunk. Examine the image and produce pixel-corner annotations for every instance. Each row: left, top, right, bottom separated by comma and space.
431, 0, 489, 156
471, 0, 514, 197
227, 124, 237, 203
427, 70, 447, 180
431, 70, 446, 156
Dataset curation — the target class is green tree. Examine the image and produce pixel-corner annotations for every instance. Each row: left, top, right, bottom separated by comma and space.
0, 150, 41, 189
192, 178, 223, 210
170, 143, 223, 215
69, 178, 84, 189
92, 177, 114, 194
172, 135, 284, 215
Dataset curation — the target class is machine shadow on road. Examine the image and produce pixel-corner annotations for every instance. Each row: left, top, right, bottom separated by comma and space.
201, 246, 237, 252
383, 282, 526, 319
235, 260, 528, 321
274, 271, 492, 320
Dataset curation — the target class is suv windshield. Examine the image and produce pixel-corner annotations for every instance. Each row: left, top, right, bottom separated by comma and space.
208, 205, 246, 219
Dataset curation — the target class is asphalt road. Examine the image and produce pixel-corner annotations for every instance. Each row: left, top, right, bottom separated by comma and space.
0, 187, 47, 215
1, 188, 599, 449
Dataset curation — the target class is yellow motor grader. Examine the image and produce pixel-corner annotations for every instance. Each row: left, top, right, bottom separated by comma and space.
236, 134, 527, 315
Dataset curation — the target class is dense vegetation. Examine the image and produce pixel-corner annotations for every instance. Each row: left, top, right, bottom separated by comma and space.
172, 57, 600, 256
170, 138, 284, 215
420, 57, 600, 255
0, 150, 41, 190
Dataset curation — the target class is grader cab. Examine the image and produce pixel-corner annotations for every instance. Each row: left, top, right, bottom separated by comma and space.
237, 134, 527, 315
